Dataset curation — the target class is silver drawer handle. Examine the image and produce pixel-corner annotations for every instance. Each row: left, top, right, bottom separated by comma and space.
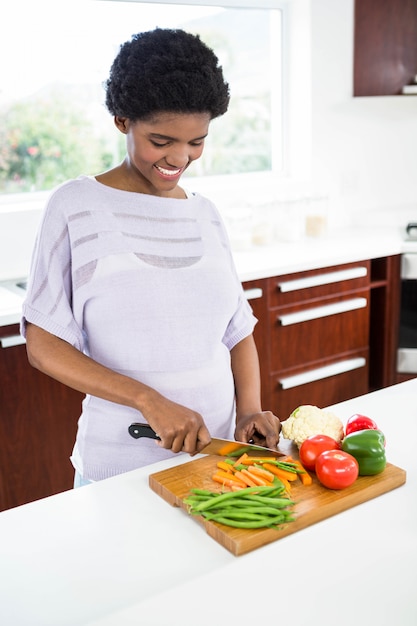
277, 266, 367, 293
278, 297, 367, 326
279, 357, 366, 390
244, 287, 263, 301
0, 334, 26, 348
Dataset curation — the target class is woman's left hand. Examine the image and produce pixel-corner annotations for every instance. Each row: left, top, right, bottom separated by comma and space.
234, 411, 281, 450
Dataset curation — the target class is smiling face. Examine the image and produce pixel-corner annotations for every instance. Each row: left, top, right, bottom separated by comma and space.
115, 112, 211, 197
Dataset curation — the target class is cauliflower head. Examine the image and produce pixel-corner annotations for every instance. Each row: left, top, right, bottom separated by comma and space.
281, 404, 344, 448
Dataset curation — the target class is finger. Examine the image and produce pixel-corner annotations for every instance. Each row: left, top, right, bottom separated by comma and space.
189, 426, 211, 456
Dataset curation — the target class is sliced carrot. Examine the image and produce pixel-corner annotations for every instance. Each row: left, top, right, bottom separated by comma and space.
216, 460, 234, 473
274, 456, 313, 486
292, 459, 313, 486
239, 469, 270, 487
279, 477, 292, 493
212, 474, 246, 489
234, 470, 257, 487
237, 456, 280, 465
247, 465, 275, 482
263, 463, 299, 482
213, 470, 247, 484
217, 442, 247, 456
233, 452, 250, 467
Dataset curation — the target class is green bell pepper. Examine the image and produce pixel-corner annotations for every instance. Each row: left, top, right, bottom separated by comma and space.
341, 429, 386, 476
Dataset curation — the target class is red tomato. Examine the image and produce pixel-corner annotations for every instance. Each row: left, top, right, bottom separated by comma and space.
299, 435, 341, 471
315, 450, 359, 489
345, 413, 378, 436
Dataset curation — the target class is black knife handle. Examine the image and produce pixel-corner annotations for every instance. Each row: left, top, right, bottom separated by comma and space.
128, 423, 161, 440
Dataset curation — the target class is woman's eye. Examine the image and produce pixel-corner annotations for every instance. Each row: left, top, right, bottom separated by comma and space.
150, 140, 168, 148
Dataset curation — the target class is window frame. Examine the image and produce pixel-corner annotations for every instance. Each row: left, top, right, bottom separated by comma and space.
0, 0, 312, 213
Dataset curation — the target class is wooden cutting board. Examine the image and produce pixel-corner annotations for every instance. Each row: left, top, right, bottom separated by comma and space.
149, 445, 406, 556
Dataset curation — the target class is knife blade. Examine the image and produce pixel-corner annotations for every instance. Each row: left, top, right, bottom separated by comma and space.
128, 423, 285, 457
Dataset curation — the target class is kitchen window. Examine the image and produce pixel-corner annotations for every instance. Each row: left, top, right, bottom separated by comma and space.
0, 0, 286, 200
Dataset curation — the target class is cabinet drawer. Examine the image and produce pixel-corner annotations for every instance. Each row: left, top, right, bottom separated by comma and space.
268, 261, 370, 309
270, 292, 369, 371
269, 350, 369, 418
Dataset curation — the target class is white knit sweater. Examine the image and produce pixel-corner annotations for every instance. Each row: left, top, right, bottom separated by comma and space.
21, 176, 257, 480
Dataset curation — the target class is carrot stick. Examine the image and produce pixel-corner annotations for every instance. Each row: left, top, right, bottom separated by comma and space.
240, 469, 270, 487
263, 463, 299, 482
216, 461, 234, 473
292, 459, 313, 486
233, 452, 250, 467
213, 470, 247, 484
234, 470, 257, 487
237, 456, 280, 465
247, 465, 275, 482
279, 477, 292, 493
275, 455, 313, 485
212, 474, 246, 489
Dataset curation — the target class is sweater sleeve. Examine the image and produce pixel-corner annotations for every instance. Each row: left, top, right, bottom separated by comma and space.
20, 188, 85, 351
222, 289, 258, 351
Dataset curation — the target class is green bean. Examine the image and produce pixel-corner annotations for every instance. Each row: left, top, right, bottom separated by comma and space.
190, 486, 279, 512
205, 515, 288, 529
217, 506, 290, 518
184, 482, 297, 529
205, 509, 283, 521
208, 496, 293, 511
189, 489, 217, 497
261, 460, 299, 473
238, 495, 294, 507
200, 499, 284, 510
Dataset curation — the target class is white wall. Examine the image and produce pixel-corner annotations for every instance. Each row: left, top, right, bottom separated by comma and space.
310, 0, 417, 226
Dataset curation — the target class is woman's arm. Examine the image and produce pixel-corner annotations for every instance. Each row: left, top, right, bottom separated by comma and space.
25, 323, 211, 454
231, 334, 281, 448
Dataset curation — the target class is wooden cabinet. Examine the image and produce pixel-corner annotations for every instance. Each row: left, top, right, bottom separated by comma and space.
354, 0, 417, 96
244, 256, 401, 420
369, 255, 402, 387
0, 325, 83, 511
264, 261, 370, 418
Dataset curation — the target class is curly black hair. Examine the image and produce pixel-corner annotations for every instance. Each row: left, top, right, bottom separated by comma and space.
105, 28, 230, 121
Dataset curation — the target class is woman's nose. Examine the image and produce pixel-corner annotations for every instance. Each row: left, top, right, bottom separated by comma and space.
165, 146, 191, 168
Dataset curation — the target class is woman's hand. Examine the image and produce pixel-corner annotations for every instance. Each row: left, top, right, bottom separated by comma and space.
139, 390, 211, 455
230, 336, 280, 449
235, 411, 281, 451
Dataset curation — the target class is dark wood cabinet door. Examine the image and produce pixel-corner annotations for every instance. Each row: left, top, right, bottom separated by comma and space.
0, 325, 83, 511
354, 0, 417, 96
269, 291, 369, 372
268, 349, 370, 419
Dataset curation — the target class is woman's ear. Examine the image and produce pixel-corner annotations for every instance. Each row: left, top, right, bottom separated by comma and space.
114, 116, 129, 134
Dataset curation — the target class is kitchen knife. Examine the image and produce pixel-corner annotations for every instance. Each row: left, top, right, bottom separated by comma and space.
128, 423, 285, 457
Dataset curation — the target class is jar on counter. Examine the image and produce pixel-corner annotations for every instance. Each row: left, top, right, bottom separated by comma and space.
305, 194, 328, 238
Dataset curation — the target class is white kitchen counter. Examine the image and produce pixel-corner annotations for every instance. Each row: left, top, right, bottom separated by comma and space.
0, 224, 407, 327
0, 378, 415, 626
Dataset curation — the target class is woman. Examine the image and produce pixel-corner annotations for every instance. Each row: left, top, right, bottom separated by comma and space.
21, 28, 281, 485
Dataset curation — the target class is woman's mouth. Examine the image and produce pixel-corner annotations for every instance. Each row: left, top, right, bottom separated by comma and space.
154, 164, 184, 179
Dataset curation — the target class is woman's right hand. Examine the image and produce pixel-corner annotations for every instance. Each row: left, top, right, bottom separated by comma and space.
138, 390, 211, 455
